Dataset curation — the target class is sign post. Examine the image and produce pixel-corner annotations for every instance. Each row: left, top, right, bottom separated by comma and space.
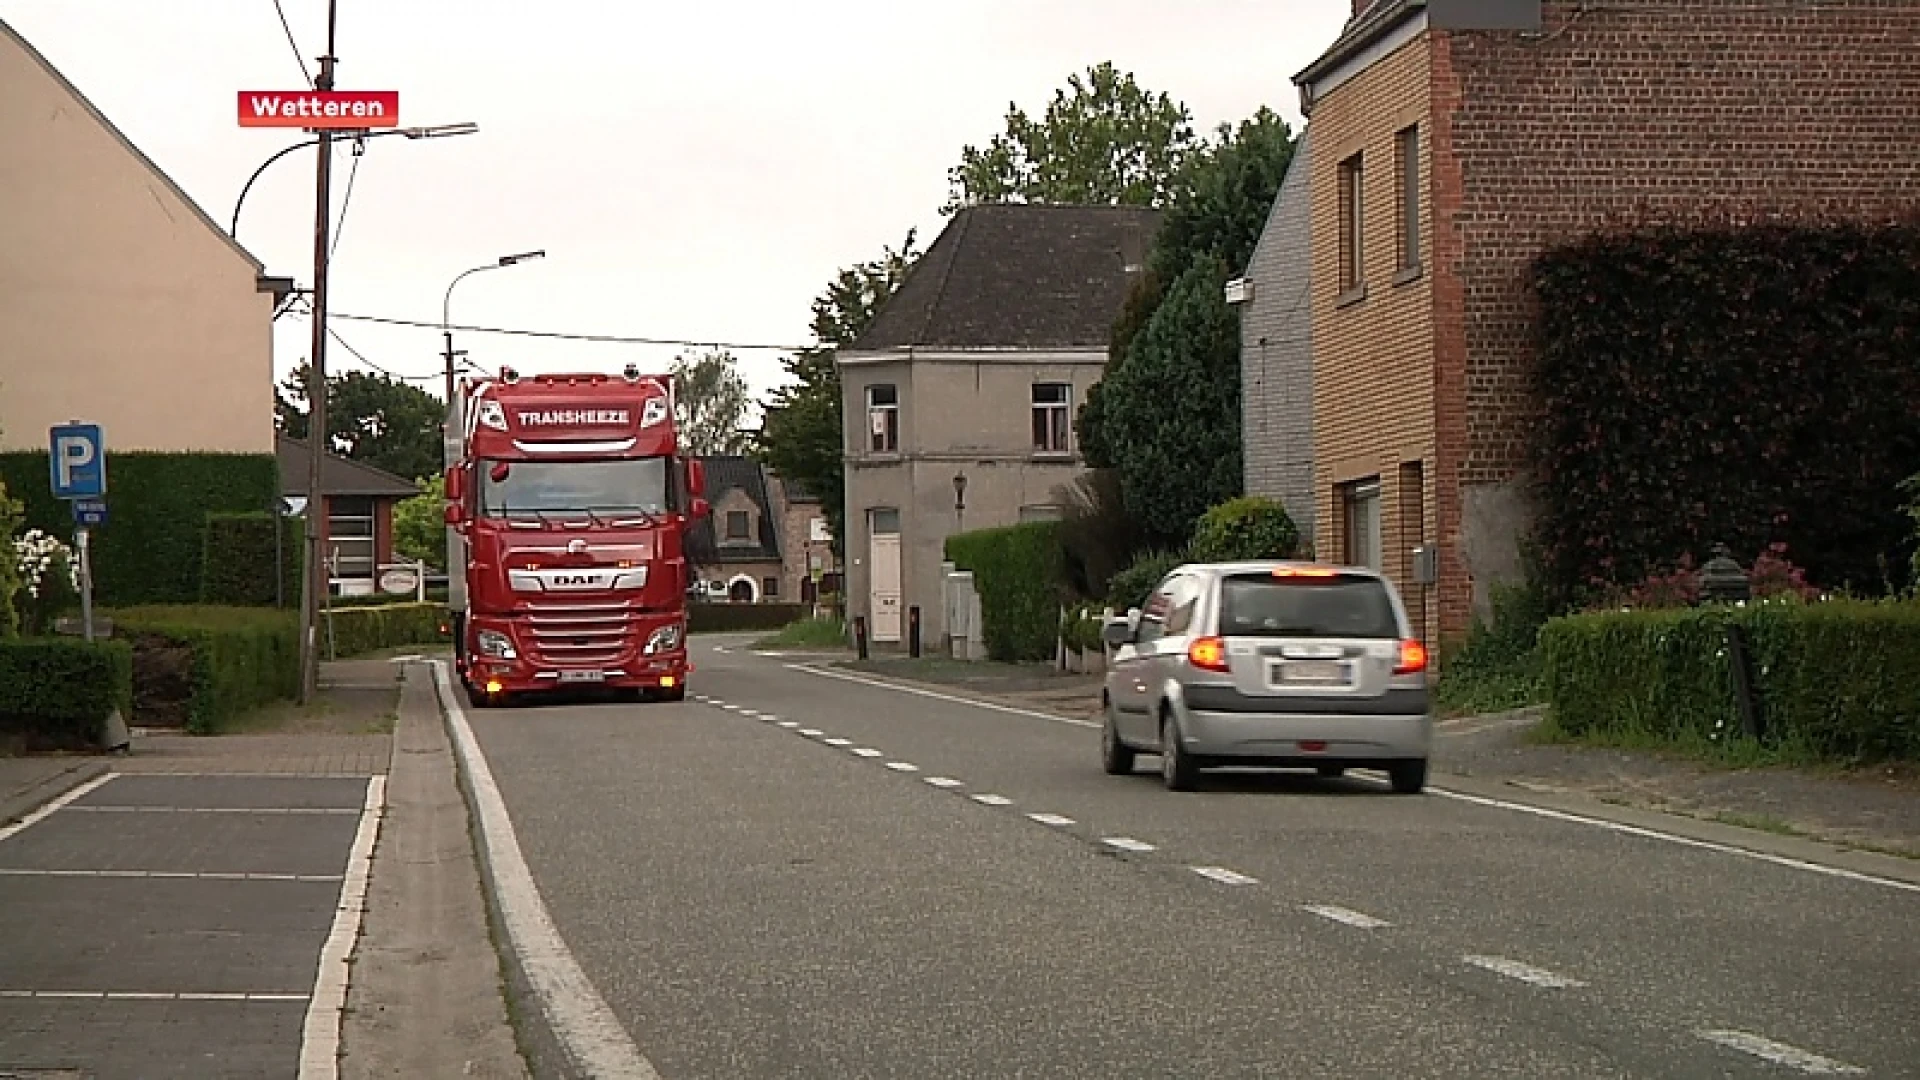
49, 423, 106, 643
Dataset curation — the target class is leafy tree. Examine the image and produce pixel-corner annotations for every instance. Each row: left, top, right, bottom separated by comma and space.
1100, 256, 1243, 545
392, 473, 445, 570
276, 365, 444, 482
1080, 109, 1297, 545
944, 62, 1198, 213
671, 349, 753, 456
756, 231, 921, 556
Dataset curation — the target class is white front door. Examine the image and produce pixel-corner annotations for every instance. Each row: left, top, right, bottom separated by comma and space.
868, 508, 902, 642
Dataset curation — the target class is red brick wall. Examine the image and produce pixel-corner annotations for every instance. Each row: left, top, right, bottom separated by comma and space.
1428, 31, 1475, 646
1441, 0, 1920, 488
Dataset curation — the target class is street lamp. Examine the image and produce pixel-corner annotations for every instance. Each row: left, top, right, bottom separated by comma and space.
441, 250, 546, 652
229, 122, 478, 239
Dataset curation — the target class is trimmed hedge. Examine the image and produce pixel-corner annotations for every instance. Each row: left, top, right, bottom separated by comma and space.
113, 606, 299, 734
1106, 548, 1187, 611
201, 512, 303, 608
688, 602, 811, 633
946, 522, 1064, 663
0, 638, 133, 749
1541, 598, 1920, 763
324, 602, 448, 656
1530, 216, 1920, 604
0, 451, 280, 607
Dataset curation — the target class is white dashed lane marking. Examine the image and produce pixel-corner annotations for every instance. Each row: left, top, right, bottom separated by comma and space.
1696, 1031, 1865, 1075
851, 748, 884, 758
1462, 955, 1586, 989
884, 762, 920, 773
823, 737, 852, 747
971, 794, 1013, 806
1026, 813, 1074, 827
777, 721, 801, 729
798, 728, 824, 738
1190, 867, 1258, 886
923, 777, 964, 789
1303, 904, 1392, 929
1100, 837, 1155, 853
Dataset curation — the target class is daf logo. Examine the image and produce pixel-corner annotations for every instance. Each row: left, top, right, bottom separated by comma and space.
567, 539, 588, 554
551, 574, 597, 587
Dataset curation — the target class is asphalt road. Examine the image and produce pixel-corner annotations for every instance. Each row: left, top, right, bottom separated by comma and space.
461, 637, 1920, 1079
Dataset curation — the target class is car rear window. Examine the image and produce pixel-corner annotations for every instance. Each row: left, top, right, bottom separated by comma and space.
1217, 572, 1401, 639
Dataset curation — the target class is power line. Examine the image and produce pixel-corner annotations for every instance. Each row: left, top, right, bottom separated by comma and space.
329, 150, 361, 261
328, 310, 812, 353
270, 0, 314, 87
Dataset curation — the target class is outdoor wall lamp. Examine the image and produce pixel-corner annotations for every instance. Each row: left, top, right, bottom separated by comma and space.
952, 473, 967, 512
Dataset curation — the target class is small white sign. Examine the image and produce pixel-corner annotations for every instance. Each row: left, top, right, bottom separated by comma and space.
379, 568, 419, 595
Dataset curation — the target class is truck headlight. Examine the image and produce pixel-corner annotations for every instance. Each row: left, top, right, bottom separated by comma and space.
644, 623, 683, 655
476, 629, 517, 660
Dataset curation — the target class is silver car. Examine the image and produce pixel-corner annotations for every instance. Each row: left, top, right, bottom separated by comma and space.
1100, 560, 1432, 793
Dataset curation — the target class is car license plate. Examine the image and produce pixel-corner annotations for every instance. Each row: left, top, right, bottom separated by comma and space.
1272, 660, 1347, 686
558, 669, 605, 684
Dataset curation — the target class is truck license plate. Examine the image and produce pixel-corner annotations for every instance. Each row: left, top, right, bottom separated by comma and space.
558, 669, 605, 684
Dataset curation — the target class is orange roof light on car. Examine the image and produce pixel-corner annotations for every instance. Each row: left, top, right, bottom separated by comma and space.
1394, 639, 1429, 675
1187, 636, 1230, 672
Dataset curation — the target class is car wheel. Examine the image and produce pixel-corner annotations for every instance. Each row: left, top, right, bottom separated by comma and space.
1160, 711, 1200, 792
1100, 700, 1136, 776
1388, 759, 1428, 795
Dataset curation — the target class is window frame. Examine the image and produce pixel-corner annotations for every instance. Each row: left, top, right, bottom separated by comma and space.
865, 383, 900, 453
1030, 382, 1072, 453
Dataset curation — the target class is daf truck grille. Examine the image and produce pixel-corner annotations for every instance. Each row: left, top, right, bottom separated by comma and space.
523, 601, 633, 666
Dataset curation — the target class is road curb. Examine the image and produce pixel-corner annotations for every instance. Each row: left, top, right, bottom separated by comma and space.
0, 758, 111, 829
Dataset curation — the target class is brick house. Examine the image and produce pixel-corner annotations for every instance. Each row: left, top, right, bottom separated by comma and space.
275, 435, 420, 597
1261, 0, 1920, 648
768, 474, 841, 604
686, 455, 785, 602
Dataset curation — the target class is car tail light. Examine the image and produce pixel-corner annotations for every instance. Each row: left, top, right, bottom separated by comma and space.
1394, 639, 1428, 674
1272, 566, 1338, 578
1187, 636, 1229, 672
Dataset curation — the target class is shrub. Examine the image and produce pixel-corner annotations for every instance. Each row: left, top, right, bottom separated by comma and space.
201, 512, 302, 608
113, 606, 299, 734
688, 602, 812, 634
0, 478, 20, 638
12, 528, 79, 636
0, 638, 133, 749
324, 602, 448, 657
1435, 580, 1552, 716
1106, 548, 1187, 611
0, 451, 280, 606
945, 522, 1066, 663
1189, 495, 1301, 563
1530, 215, 1920, 606
1902, 472, 1920, 594
755, 616, 847, 649
1053, 468, 1149, 603
1541, 597, 1920, 763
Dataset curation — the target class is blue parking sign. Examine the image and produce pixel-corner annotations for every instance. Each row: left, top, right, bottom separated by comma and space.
49, 424, 106, 499
72, 499, 108, 528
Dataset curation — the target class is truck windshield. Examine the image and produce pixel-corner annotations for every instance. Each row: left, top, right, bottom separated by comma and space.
478, 457, 671, 519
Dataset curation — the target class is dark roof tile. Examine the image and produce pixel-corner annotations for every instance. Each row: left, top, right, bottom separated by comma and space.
848, 203, 1164, 352
276, 434, 420, 499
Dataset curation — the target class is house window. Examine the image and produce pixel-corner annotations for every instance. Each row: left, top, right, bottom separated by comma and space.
1396, 125, 1421, 272
866, 384, 899, 453
1338, 152, 1364, 293
1031, 383, 1071, 452
763, 576, 780, 598
327, 495, 376, 581
725, 510, 751, 541
1341, 479, 1383, 570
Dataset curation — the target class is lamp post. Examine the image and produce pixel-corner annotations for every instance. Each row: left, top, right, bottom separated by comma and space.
230, 122, 477, 239
441, 250, 546, 646
953, 472, 968, 534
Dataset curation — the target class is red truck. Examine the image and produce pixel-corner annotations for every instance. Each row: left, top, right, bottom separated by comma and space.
442, 364, 708, 708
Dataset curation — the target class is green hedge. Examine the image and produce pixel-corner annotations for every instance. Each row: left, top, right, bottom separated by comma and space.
1189, 496, 1301, 562
0, 451, 280, 607
0, 638, 133, 749
113, 606, 299, 734
325, 602, 448, 656
688, 602, 811, 633
1541, 598, 1920, 763
201, 512, 303, 608
1106, 548, 1187, 611
946, 522, 1064, 663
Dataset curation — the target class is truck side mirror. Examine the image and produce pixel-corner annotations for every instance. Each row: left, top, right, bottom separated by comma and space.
444, 466, 465, 502
690, 496, 711, 520
444, 503, 466, 526
688, 458, 706, 497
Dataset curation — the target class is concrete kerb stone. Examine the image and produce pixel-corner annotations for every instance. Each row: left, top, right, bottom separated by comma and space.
0, 758, 112, 830
428, 662, 584, 1080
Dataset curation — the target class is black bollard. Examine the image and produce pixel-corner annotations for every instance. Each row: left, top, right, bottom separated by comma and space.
908, 605, 921, 658
854, 615, 869, 660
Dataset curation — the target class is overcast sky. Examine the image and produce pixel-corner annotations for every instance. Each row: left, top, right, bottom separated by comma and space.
4, 0, 1346, 407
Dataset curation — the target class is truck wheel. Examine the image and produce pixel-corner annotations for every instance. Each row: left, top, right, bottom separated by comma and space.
465, 683, 496, 710
661, 684, 687, 703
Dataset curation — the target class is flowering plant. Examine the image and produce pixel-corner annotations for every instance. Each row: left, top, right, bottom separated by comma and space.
13, 529, 80, 635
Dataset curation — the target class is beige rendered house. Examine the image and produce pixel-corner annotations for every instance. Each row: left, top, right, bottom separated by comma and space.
838, 203, 1162, 647
0, 17, 286, 454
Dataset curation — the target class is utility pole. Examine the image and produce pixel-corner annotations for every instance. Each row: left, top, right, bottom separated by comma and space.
298, 0, 341, 705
